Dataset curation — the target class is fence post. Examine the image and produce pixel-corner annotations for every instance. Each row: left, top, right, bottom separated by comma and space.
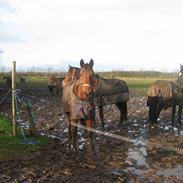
12, 61, 16, 136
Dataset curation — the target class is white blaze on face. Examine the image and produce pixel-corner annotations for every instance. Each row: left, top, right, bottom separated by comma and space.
179, 72, 182, 76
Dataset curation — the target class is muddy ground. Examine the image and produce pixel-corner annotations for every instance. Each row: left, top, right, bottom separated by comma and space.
0, 84, 183, 183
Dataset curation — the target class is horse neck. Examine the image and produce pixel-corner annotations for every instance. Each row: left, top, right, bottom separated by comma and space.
92, 77, 100, 92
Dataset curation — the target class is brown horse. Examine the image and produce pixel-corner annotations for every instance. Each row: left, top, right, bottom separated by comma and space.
147, 65, 183, 126
62, 59, 95, 152
63, 64, 129, 127
47, 74, 63, 96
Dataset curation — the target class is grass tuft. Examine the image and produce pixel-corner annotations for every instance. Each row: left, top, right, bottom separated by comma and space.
0, 116, 49, 159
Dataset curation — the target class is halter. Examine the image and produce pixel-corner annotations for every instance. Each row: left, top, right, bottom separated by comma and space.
81, 83, 91, 87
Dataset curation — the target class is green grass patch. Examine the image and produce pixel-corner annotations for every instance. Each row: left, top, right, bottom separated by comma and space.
0, 116, 49, 159
115, 77, 175, 97
119, 77, 175, 89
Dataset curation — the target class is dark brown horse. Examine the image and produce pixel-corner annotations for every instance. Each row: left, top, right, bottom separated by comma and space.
147, 65, 183, 126
62, 59, 95, 152
93, 76, 129, 127
63, 64, 129, 127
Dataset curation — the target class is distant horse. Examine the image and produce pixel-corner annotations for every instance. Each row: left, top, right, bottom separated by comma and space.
63, 64, 129, 127
3, 75, 12, 88
62, 59, 95, 152
47, 74, 63, 96
147, 65, 183, 125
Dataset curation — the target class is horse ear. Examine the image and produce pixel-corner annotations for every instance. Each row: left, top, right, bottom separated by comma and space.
80, 59, 84, 67
89, 59, 94, 67
69, 65, 71, 69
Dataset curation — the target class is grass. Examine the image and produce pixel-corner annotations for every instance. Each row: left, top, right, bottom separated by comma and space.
0, 116, 49, 159
115, 77, 175, 97
117, 77, 175, 89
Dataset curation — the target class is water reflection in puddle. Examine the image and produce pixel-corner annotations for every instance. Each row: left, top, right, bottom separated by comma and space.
157, 165, 183, 181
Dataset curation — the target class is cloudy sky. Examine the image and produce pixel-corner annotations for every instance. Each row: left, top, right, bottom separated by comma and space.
0, 0, 183, 72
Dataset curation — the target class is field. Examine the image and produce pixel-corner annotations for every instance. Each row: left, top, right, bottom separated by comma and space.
0, 71, 182, 183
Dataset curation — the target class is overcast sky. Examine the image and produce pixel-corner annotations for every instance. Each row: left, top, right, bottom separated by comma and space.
0, 0, 183, 72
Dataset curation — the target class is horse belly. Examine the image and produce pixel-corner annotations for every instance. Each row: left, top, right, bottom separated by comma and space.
95, 92, 129, 105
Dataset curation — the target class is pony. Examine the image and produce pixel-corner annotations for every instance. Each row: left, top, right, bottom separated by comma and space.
62, 64, 129, 127
147, 65, 183, 126
62, 59, 95, 152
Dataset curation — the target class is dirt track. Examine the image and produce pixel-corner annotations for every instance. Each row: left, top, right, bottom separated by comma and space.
0, 85, 183, 183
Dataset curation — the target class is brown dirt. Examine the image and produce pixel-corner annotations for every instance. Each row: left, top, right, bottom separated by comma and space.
0, 84, 183, 183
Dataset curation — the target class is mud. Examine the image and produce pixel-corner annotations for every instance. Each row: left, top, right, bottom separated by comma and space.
0, 85, 183, 183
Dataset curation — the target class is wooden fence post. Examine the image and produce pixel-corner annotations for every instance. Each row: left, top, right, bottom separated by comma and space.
12, 61, 16, 136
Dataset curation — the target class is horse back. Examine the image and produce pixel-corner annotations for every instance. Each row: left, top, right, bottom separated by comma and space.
95, 78, 129, 96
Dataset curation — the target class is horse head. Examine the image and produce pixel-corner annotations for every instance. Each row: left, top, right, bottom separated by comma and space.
62, 65, 80, 87
79, 59, 95, 99
178, 64, 183, 83
68, 65, 80, 81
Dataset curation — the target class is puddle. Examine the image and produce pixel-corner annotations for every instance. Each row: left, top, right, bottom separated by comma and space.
157, 165, 183, 181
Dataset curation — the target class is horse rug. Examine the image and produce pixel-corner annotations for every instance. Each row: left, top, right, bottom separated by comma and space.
147, 80, 183, 103
62, 82, 93, 120
94, 78, 129, 105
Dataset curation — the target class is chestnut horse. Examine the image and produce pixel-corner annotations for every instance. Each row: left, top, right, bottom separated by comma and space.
147, 65, 183, 126
62, 59, 95, 152
63, 63, 129, 127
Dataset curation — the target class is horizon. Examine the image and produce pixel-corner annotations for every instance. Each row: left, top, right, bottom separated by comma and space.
0, 62, 180, 74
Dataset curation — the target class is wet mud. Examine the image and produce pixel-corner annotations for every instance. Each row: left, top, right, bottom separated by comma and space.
0, 85, 182, 183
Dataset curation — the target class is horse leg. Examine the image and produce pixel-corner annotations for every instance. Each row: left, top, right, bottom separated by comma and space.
122, 102, 127, 121
178, 105, 182, 125
56, 86, 60, 96
48, 85, 51, 94
147, 96, 158, 126
71, 121, 78, 152
98, 105, 104, 128
86, 119, 95, 154
156, 103, 163, 123
68, 122, 72, 149
66, 113, 72, 149
116, 102, 127, 125
80, 118, 88, 137
171, 105, 176, 125
49, 86, 54, 95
